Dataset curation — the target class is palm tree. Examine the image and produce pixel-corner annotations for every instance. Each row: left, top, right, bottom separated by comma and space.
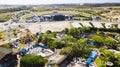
105, 37, 116, 49
101, 23, 106, 29
73, 39, 93, 58
89, 22, 94, 28
79, 23, 84, 27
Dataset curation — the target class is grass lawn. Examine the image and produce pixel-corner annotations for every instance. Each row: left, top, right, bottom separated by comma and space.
21, 11, 53, 18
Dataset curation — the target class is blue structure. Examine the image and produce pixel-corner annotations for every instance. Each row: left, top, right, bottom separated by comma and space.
22, 49, 27, 55
88, 42, 94, 45
86, 50, 98, 67
22, 44, 48, 56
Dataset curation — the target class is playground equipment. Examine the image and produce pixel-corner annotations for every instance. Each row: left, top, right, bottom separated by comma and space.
25, 29, 33, 45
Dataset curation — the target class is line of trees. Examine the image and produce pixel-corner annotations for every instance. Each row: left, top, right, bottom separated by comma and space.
98, 48, 120, 67
0, 6, 31, 14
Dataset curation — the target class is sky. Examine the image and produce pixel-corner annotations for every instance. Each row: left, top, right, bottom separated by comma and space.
0, 0, 120, 5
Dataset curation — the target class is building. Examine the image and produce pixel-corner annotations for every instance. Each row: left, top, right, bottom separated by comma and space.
26, 12, 73, 22
0, 47, 17, 67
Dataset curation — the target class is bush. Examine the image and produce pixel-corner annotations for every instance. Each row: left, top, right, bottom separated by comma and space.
21, 55, 47, 67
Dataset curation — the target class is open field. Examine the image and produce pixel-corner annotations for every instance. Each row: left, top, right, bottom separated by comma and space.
0, 5, 120, 22
0, 12, 13, 21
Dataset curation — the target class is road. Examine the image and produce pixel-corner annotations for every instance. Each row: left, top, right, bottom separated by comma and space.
1, 20, 120, 32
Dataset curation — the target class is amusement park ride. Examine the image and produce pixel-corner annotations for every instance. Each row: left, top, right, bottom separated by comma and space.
6, 10, 41, 51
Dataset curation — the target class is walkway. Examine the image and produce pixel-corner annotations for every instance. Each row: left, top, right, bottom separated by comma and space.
48, 49, 67, 64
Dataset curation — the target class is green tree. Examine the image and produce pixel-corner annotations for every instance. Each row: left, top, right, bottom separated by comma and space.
62, 35, 77, 46
68, 28, 81, 39
60, 39, 93, 58
92, 35, 104, 46
99, 47, 105, 52
63, 28, 69, 34
21, 55, 47, 67
105, 37, 116, 48
46, 30, 52, 34
56, 41, 65, 49
99, 50, 114, 67
73, 39, 93, 58
81, 26, 90, 32
48, 40, 57, 51
113, 54, 120, 67
113, 24, 118, 29
79, 23, 84, 27
60, 46, 73, 56
89, 22, 94, 28
103, 50, 114, 61
41, 34, 54, 45
101, 23, 106, 28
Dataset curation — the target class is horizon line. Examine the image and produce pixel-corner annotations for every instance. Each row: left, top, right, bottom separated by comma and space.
0, 2, 120, 5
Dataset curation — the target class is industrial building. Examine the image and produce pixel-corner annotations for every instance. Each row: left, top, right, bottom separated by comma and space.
26, 12, 73, 22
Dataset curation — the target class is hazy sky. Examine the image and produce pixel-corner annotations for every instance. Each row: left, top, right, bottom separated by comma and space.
0, 0, 120, 5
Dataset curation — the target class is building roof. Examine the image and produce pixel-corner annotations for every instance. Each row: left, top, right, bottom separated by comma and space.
0, 47, 11, 60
